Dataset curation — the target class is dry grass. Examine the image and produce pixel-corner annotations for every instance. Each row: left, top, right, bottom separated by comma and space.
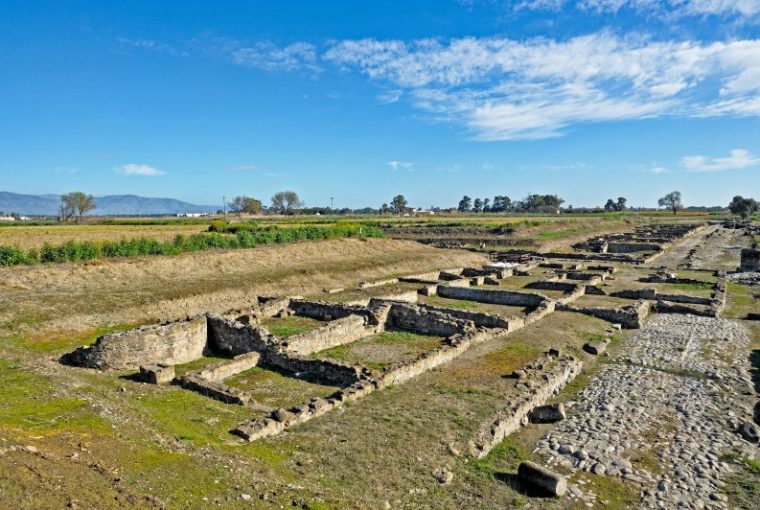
0, 224, 207, 249
0, 238, 487, 335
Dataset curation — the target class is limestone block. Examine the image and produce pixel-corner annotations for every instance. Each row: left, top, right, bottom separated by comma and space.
529, 403, 566, 423
583, 341, 607, 356
517, 461, 567, 496
139, 364, 175, 384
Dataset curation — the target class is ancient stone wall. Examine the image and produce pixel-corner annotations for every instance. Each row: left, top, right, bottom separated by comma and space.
558, 300, 650, 329
525, 281, 578, 293
282, 315, 378, 355
265, 351, 366, 386
62, 315, 208, 370
436, 286, 547, 307
207, 315, 274, 356
740, 248, 760, 272
386, 303, 475, 337
417, 304, 514, 329
606, 242, 662, 254
469, 353, 582, 459
189, 351, 261, 383
287, 299, 372, 322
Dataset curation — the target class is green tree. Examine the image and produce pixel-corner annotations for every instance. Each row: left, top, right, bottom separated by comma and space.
728, 195, 759, 219
658, 191, 682, 215
230, 196, 263, 216
604, 199, 616, 211
491, 195, 511, 212
616, 197, 627, 211
457, 195, 471, 212
391, 195, 408, 214
473, 198, 484, 213
61, 192, 95, 223
271, 191, 303, 214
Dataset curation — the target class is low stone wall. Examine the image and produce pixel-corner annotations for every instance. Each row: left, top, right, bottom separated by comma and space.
234, 329, 503, 442
558, 300, 650, 329
710, 280, 727, 317
656, 293, 712, 305
740, 248, 760, 272
282, 315, 378, 355
207, 315, 274, 356
287, 299, 372, 322
525, 281, 578, 293
377, 329, 496, 386
437, 286, 547, 307
386, 303, 475, 337
399, 271, 441, 284
524, 301, 556, 325
190, 352, 262, 383
345, 290, 420, 308
179, 374, 259, 407
652, 301, 715, 317
612, 288, 712, 305
358, 278, 399, 289
469, 353, 582, 459
265, 351, 367, 387
417, 304, 515, 330
62, 315, 208, 370
606, 242, 662, 254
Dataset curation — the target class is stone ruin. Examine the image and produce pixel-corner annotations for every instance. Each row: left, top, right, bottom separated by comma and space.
740, 248, 760, 272
60, 255, 731, 446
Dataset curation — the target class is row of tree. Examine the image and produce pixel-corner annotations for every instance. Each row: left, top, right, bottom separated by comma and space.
228, 191, 303, 215
47, 189, 760, 221
455, 194, 565, 213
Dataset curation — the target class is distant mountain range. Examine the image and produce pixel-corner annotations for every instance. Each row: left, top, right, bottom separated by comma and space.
0, 192, 218, 216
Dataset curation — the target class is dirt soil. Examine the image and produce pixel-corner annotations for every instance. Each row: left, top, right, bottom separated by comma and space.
0, 238, 487, 333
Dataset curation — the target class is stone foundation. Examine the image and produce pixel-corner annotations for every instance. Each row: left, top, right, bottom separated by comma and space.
62, 315, 208, 370
469, 352, 582, 459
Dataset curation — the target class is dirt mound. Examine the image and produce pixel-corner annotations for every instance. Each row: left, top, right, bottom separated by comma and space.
0, 238, 487, 333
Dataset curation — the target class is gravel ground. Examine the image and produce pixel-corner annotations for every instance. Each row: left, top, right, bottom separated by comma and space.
534, 314, 758, 509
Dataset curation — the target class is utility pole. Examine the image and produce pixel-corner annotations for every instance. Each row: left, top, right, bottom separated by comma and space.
223, 196, 226, 216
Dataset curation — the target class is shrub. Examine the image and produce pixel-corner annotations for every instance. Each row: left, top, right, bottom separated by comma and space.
0, 221, 383, 267
0, 246, 36, 266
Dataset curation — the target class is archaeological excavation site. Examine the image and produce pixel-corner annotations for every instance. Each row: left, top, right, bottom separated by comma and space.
1, 218, 759, 509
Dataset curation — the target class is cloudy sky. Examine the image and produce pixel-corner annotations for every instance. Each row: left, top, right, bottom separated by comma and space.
1, 0, 759, 208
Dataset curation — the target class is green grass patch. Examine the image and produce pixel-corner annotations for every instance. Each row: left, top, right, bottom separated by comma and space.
472, 437, 531, 475
0, 358, 109, 435
8, 323, 140, 354
225, 367, 340, 408
126, 385, 253, 448
260, 316, 325, 337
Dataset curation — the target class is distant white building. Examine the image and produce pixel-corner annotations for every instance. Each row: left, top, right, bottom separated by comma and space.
176, 212, 210, 218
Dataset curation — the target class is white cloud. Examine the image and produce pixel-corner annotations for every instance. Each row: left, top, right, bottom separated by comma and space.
324, 33, 760, 140
232, 41, 320, 72
117, 37, 188, 57
117, 164, 165, 176
680, 149, 760, 172
521, 0, 760, 17
228, 164, 259, 172
648, 166, 671, 174
378, 89, 403, 103
387, 160, 414, 171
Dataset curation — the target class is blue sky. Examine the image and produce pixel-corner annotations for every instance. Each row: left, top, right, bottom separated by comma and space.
1, 1, 759, 209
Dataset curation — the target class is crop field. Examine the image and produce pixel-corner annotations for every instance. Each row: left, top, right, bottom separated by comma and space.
0, 223, 208, 249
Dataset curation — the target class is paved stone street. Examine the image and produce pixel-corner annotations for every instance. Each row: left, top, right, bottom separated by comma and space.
534, 315, 758, 509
